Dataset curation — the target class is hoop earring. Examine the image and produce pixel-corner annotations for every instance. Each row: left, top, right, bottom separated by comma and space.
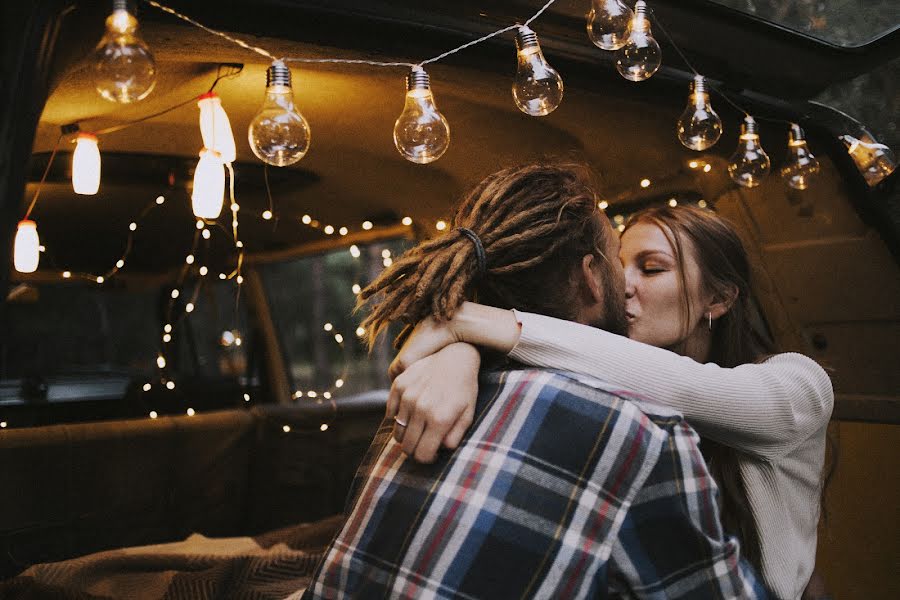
708, 312, 712, 331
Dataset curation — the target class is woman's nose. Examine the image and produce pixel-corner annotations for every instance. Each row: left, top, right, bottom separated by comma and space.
624, 269, 636, 298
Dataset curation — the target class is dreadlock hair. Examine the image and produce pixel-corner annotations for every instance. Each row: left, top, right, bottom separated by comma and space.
357, 162, 612, 348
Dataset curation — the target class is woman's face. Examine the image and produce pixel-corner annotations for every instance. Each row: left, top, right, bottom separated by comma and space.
619, 221, 709, 351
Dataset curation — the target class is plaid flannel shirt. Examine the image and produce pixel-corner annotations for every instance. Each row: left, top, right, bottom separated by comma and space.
305, 368, 766, 599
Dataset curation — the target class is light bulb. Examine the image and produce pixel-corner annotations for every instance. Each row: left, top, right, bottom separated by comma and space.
615, 1, 661, 82
393, 67, 450, 164
512, 26, 564, 116
840, 134, 897, 187
780, 124, 820, 190
197, 92, 236, 164
92, 0, 156, 103
14, 220, 40, 273
727, 116, 771, 188
72, 132, 101, 195
677, 75, 722, 151
192, 149, 225, 219
586, 0, 634, 51
248, 61, 311, 167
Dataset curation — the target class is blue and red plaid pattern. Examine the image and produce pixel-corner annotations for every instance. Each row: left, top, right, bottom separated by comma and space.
305, 369, 765, 599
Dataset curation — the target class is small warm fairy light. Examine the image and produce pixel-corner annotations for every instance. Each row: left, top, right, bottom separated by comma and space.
323, 391, 332, 399
243, 393, 250, 402
283, 425, 291, 433
236, 240, 244, 248
219, 273, 227, 280
143, 383, 152, 392
402, 216, 413, 226
349, 245, 361, 258
0, 421, 6, 429
163, 333, 172, 343
196, 220, 205, 230
324, 225, 335, 235
292, 391, 303, 399
164, 324, 172, 333
668, 198, 678, 207
186, 254, 195, 264
688, 160, 699, 169
703, 163, 712, 173
149, 411, 158, 419
351, 283, 361, 294
116, 259, 125, 268
234, 336, 242, 346
236, 275, 244, 284
156, 195, 165, 205
199, 266, 208, 276
166, 381, 176, 390
202, 229, 211, 240
262, 210, 273, 220
324, 322, 333, 331
157, 355, 166, 368
698, 199, 708, 208
320, 423, 329, 432
383, 257, 393, 267
96, 276, 105, 284
301, 214, 312, 224
335, 378, 344, 388
307, 391, 318, 398
381, 249, 391, 258
617, 224, 626, 232
39, 245, 46, 253
640, 178, 651, 188
186, 407, 195, 416
436, 220, 447, 231
613, 215, 624, 224
362, 220, 373, 230
356, 326, 366, 337
339, 226, 348, 236
598, 200, 609, 210
185, 302, 195, 313
129, 222, 138, 231
171, 289, 180, 299
310, 220, 320, 228
334, 333, 344, 343
63, 271, 72, 278
231, 203, 240, 211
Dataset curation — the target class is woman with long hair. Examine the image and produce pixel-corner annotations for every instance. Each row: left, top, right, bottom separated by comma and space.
384, 204, 833, 599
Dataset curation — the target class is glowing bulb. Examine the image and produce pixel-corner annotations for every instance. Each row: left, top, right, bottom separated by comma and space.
197, 92, 236, 163
63, 271, 72, 278
598, 200, 609, 210
323, 392, 332, 399
703, 163, 712, 173
324, 225, 334, 234
436, 220, 447, 231
334, 334, 344, 343
677, 75, 722, 151
116, 259, 125, 268
163, 333, 171, 343
185, 302, 194, 313
381, 249, 391, 258
615, 1, 661, 82
156, 195, 165, 204
394, 67, 450, 164
236, 275, 244, 284
302, 214, 312, 224
243, 393, 251, 401
149, 411, 157, 419
352, 283, 361, 294
324, 322, 333, 331
668, 198, 678, 207
72, 133, 101, 195
640, 178, 651, 188
96, 276, 105, 284
356, 326, 366, 337
335, 379, 344, 388
840, 134, 896, 187
143, 383, 152, 392
191, 149, 225, 219
512, 26, 564, 117
320, 424, 329, 432
283, 425, 291, 433
202, 229, 211, 240
688, 160, 699, 169
698, 199, 708, 208
14, 220, 40, 273
129, 222, 137, 231
728, 116, 771, 188
157, 355, 166, 369
164, 324, 172, 333
362, 221, 373, 230
402, 216, 413, 226
383, 258, 393, 267
339, 227, 348, 235
199, 266, 208, 276
780, 124, 820, 190
186, 407, 195, 416
92, 0, 156, 103
248, 61, 310, 166
349, 245, 361, 258
586, 0, 634, 50
171, 289, 179, 299
185, 254, 195, 264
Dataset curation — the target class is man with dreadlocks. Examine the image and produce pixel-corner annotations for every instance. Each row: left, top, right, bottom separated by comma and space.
302, 163, 765, 599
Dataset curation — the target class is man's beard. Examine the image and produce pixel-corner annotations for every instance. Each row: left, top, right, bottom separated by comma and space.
592, 261, 629, 337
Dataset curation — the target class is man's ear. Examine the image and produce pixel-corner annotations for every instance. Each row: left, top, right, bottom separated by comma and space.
708, 284, 739, 320
580, 254, 605, 305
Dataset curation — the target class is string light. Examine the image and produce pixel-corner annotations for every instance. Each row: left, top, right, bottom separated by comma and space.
615, 1, 661, 82
72, 133, 101, 195
283, 425, 291, 433
698, 199, 708, 208
94, 0, 157, 103
166, 380, 175, 390
677, 75, 722, 151
324, 225, 335, 234
394, 67, 450, 164
512, 26, 564, 116
197, 91, 236, 163
149, 411, 158, 419
598, 200, 609, 210
436, 220, 447, 231
320, 423, 329, 431
401, 217, 413, 226
781, 124, 820, 190
192, 149, 225, 218
62, 271, 72, 278
361, 221, 373, 230
0, 421, 7, 429
728, 116, 770, 188
248, 60, 310, 166
301, 214, 312, 224
351, 283, 361, 294
323, 322, 333, 331
839, 134, 896, 187
703, 163, 712, 173
339, 226, 348, 235
640, 178, 651, 188
186, 407, 195, 416
13, 220, 40, 273
668, 198, 678, 207
96, 276, 105, 284
586, 0, 633, 50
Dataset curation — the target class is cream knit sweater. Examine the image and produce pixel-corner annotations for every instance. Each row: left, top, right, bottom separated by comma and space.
508, 310, 834, 600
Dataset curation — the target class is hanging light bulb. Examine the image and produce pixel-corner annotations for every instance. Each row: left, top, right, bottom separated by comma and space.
393, 67, 450, 164
676, 75, 722, 151
586, 0, 634, 51
512, 26, 564, 117
14, 220, 40, 273
192, 149, 225, 219
727, 116, 771, 188
72, 132, 101, 195
197, 92, 236, 164
93, 0, 156, 103
780, 124, 820, 190
248, 61, 311, 167
615, 1, 661, 82
839, 134, 897, 187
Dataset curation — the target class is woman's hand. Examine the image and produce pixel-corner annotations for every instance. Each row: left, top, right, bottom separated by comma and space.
387, 342, 480, 463
388, 316, 460, 381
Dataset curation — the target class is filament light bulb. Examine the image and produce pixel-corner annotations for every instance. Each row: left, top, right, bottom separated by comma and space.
615, 1, 661, 82
72, 132, 101, 195
192, 149, 225, 219
677, 75, 722, 151
14, 220, 40, 273
840, 134, 897, 187
248, 61, 311, 167
93, 0, 156, 103
780, 124, 820, 190
512, 26, 564, 117
586, 0, 634, 51
394, 67, 450, 164
198, 92, 236, 164
727, 116, 770, 188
